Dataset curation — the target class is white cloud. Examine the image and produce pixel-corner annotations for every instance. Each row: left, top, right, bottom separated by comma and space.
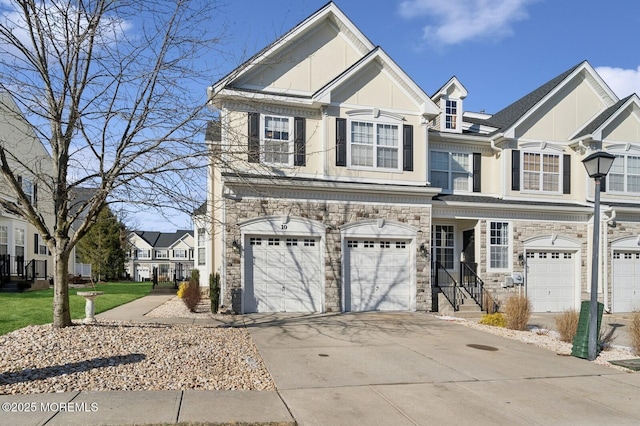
595, 66, 640, 99
398, 0, 536, 45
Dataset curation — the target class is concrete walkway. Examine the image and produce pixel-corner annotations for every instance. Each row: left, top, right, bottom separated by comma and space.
1, 296, 639, 425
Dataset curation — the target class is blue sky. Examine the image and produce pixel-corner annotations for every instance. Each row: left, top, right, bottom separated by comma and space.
150, 0, 640, 231
217, 0, 640, 113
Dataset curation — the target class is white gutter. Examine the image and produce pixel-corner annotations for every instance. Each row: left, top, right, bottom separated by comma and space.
490, 139, 506, 198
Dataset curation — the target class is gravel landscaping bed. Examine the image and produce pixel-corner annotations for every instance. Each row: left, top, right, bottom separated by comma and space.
444, 316, 638, 372
0, 320, 275, 395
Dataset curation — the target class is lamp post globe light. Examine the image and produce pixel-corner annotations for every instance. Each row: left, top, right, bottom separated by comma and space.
581, 150, 615, 361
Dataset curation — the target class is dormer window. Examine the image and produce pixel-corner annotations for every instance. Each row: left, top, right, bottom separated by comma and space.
445, 100, 458, 130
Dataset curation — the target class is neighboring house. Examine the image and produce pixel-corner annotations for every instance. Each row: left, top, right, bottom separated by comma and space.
0, 91, 58, 289
126, 230, 194, 282
201, 2, 640, 315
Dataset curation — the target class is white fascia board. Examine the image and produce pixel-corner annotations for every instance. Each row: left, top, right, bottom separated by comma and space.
224, 175, 441, 197
432, 76, 469, 103
502, 62, 619, 139
213, 88, 315, 108
435, 199, 593, 214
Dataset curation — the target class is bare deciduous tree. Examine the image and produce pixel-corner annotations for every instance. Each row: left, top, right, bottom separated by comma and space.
0, 0, 222, 327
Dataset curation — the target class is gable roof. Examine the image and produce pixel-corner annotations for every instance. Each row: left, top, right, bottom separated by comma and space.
483, 62, 583, 131
132, 230, 194, 248
473, 61, 619, 138
571, 94, 640, 141
208, 2, 373, 100
312, 46, 439, 115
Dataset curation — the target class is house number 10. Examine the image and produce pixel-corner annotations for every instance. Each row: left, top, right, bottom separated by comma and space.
281, 224, 288, 230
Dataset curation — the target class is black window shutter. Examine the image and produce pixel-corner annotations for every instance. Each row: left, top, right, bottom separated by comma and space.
294, 117, 306, 166
403, 125, 413, 171
33, 183, 37, 207
563, 154, 571, 194
247, 112, 260, 163
336, 118, 347, 167
34, 234, 38, 254
473, 152, 481, 192
511, 150, 520, 191
600, 175, 607, 193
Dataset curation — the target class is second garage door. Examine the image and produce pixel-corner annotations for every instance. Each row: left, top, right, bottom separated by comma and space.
526, 251, 576, 312
612, 251, 640, 313
245, 236, 322, 313
345, 239, 411, 312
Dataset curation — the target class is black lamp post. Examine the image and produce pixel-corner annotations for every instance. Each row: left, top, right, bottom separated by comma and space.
581, 150, 615, 361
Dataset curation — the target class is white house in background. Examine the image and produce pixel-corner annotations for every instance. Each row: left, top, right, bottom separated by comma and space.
0, 91, 60, 289
200, 2, 640, 314
126, 230, 194, 282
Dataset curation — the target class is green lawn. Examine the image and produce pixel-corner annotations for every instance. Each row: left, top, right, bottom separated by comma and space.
0, 281, 153, 335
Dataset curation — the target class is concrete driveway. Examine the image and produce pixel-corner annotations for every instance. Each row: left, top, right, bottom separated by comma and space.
246, 312, 640, 426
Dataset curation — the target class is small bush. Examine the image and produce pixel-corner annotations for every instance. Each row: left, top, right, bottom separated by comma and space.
177, 269, 201, 312
210, 272, 220, 314
630, 312, 640, 355
479, 312, 506, 327
505, 295, 532, 331
555, 309, 579, 343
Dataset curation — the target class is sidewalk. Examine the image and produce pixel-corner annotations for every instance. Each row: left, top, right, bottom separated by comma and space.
1, 295, 639, 425
1, 295, 294, 426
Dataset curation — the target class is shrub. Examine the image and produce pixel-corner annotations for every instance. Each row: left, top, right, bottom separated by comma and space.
555, 309, 579, 343
505, 295, 532, 331
479, 312, 506, 327
210, 272, 220, 314
177, 269, 201, 312
630, 312, 640, 355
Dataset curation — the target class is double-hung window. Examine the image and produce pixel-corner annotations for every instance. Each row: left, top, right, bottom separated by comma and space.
263, 115, 292, 165
489, 222, 510, 270
430, 151, 471, 191
349, 121, 399, 170
522, 152, 560, 192
155, 250, 168, 259
445, 100, 458, 130
608, 154, 640, 193
173, 249, 187, 259
137, 249, 151, 259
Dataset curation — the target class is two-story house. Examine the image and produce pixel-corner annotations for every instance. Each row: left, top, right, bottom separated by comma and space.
126, 230, 194, 283
0, 91, 58, 289
202, 2, 640, 315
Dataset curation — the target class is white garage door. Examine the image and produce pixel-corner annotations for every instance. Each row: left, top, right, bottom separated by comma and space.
345, 239, 411, 312
244, 236, 322, 313
526, 251, 575, 312
612, 251, 640, 313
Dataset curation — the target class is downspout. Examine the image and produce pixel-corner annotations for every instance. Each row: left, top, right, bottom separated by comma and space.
602, 209, 616, 312
490, 139, 505, 197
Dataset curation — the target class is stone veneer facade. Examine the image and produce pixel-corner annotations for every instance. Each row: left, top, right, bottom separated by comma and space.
221, 196, 433, 314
